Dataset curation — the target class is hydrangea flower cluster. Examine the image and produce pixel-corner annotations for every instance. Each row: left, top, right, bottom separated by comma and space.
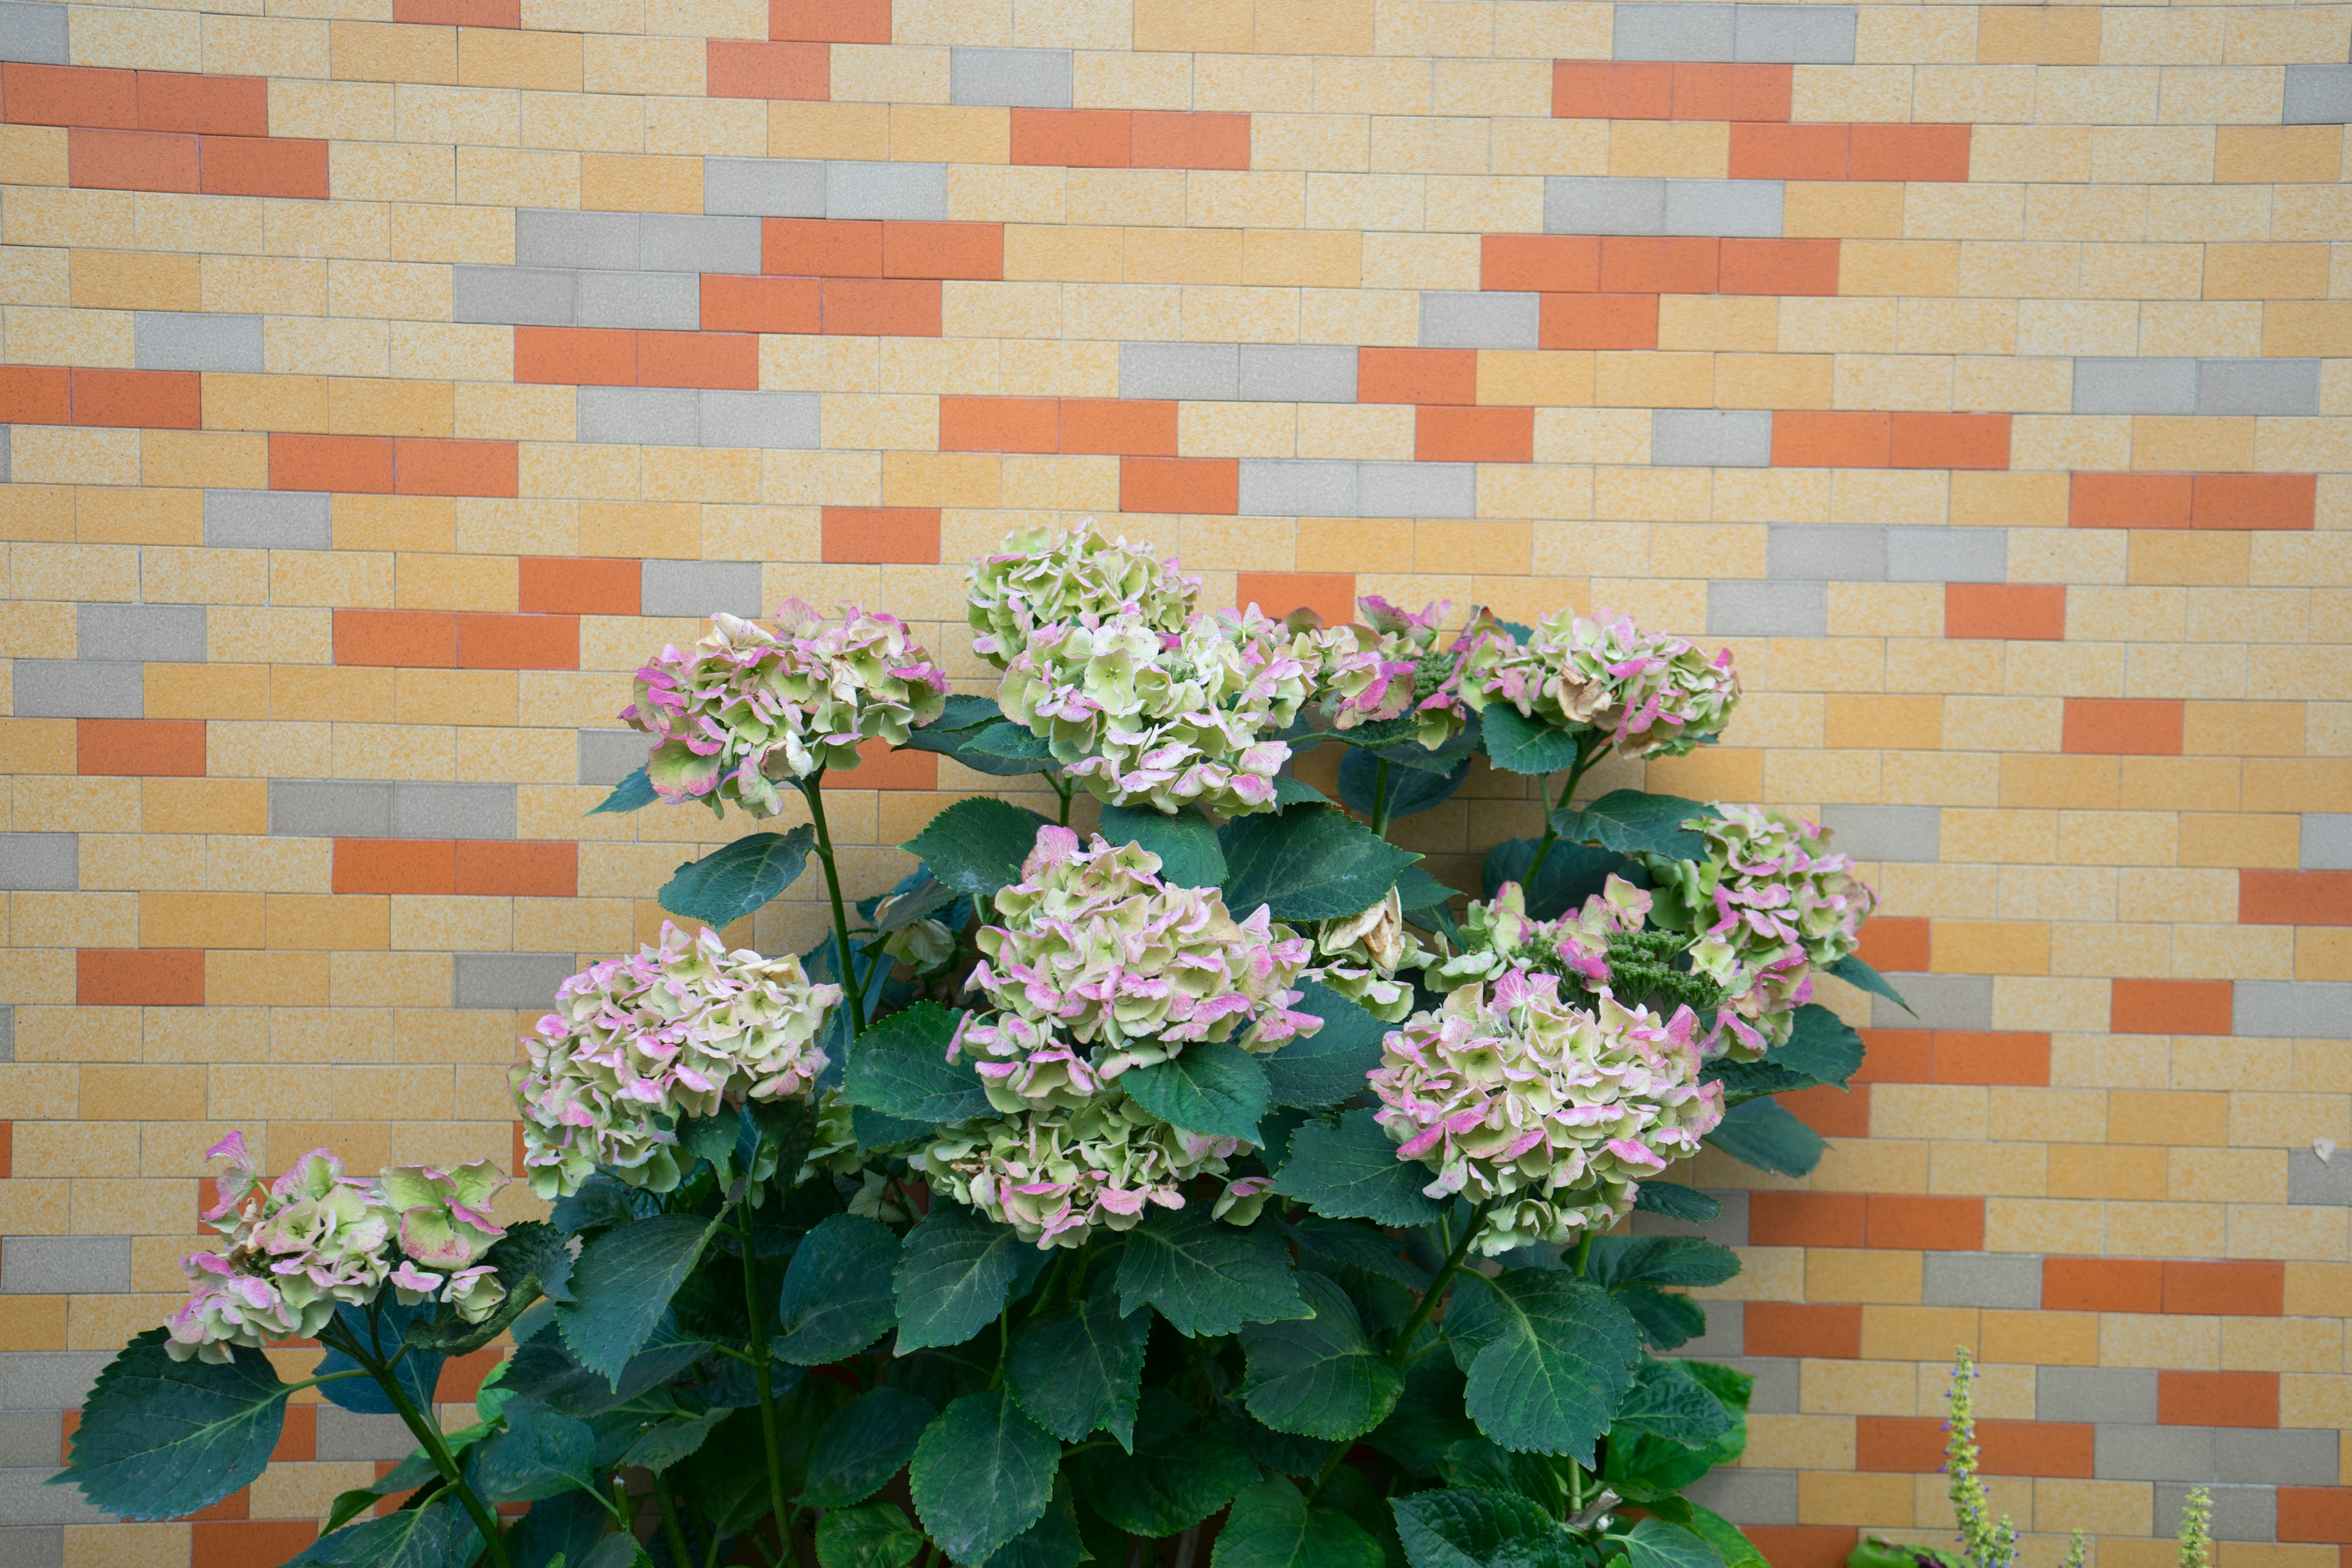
953, 825, 1319, 1106
911, 1096, 1243, 1249
1313, 597, 1478, 752
514, 922, 842, 1199
998, 608, 1319, 816
1311, 888, 1434, 1023
624, 600, 949, 816
967, 524, 1199, 668
1368, 971, 1725, 1255
1427, 876, 1655, 995
169, 1135, 509, 1363
1466, 609, 1740, 760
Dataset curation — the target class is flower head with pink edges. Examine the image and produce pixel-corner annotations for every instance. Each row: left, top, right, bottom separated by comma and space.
967, 523, 1199, 668
1313, 597, 1478, 753
1466, 609, 1739, 761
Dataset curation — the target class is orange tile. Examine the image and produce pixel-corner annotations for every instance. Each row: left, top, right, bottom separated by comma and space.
2158, 1370, 2278, 1428
883, 221, 1003, 280
1131, 110, 1250, 170
201, 135, 329, 200
1772, 411, 1889, 467
1719, 238, 1841, 296
1745, 1529, 1858, 1568
1483, 235, 1600, 293
273, 1405, 317, 1463
705, 39, 829, 100
1929, 1031, 2051, 1087
0, 366, 73, 424
1237, 571, 1354, 627
1009, 108, 1130, 168
2109, 978, 2234, 1035
333, 609, 459, 668
78, 718, 206, 777
70, 126, 200, 191
455, 612, 579, 670
1945, 582, 2064, 641
1553, 61, 1665, 119
1751, 1191, 1868, 1247
192, 1521, 318, 1568
1783, 1082, 1870, 1138
1121, 456, 1239, 515
1539, 293, 1657, 350
2241, 870, 2352, 927
3, 62, 138, 128
1866, 1194, 1984, 1251
77, 948, 205, 1007
2275, 1490, 2352, 1545
771, 0, 892, 41
1729, 121, 1848, 181
1744, 1302, 1861, 1358
394, 437, 518, 497
1890, 412, 2009, 470
2192, 473, 2317, 531
69, 368, 202, 429
1857, 1416, 2092, 1477
701, 274, 823, 334
2042, 1256, 2163, 1313
764, 217, 884, 277
636, 331, 759, 389
454, 841, 578, 897
1852, 1029, 1932, 1084
394, 0, 519, 21
1858, 918, 1929, 973
1673, 64, 1791, 122
1416, 404, 1534, 462
513, 326, 636, 386
333, 839, 458, 895
2163, 1259, 2283, 1317
2071, 472, 2193, 529
821, 277, 941, 336
1598, 236, 1719, 293
519, 556, 639, 616
940, 395, 1058, 453
819, 736, 937, 790
1058, 398, 1178, 456
1357, 348, 1477, 406
821, 505, 941, 564
2062, 697, 2184, 756
270, 432, 397, 493
1850, 124, 1971, 183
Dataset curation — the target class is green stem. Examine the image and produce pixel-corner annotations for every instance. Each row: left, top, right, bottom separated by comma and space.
799, 774, 867, 1038
1369, 758, 1393, 839
1388, 1205, 1491, 1368
1569, 1231, 1593, 1278
1521, 739, 1603, 888
736, 1208, 798, 1546
656, 1474, 698, 1568
1049, 770, 1073, 827
337, 1325, 511, 1568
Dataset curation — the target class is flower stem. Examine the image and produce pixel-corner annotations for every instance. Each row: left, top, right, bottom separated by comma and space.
799, 774, 867, 1039
338, 1324, 511, 1568
1521, 737, 1604, 888
735, 1208, 797, 1542
1388, 1204, 1490, 1367
1370, 758, 1393, 839
1049, 770, 1073, 826
656, 1474, 698, 1568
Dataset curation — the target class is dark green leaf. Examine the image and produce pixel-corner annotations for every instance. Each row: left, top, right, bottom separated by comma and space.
1393, 864, 1461, 915
1066, 1390, 1255, 1537
982, 1482, 1087, 1568
499, 1316, 707, 1419
1006, 1289, 1147, 1448
1480, 838, 1629, 921
58, 1327, 289, 1521
1615, 1287, 1708, 1351
1115, 1205, 1310, 1336
559, 1212, 723, 1385
509, 1492, 608, 1568
677, 1406, 794, 1536
658, 826, 816, 927
894, 1205, 1039, 1352
1477, 706, 1585, 775
1100, 802, 1226, 887
843, 1003, 989, 1125
1274, 1109, 1444, 1226
778, 1213, 901, 1364
470, 1397, 596, 1503
1265, 982, 1390, 1110
1610, 1358, 1732, 1449
1547, 791, 1717, 862
589, 764, 656, 815
1339, 749, 1469, 822
1583, 1237, 1741, 1291
909, 1388, 1061, 1566
1683, 1507, 1767, 1568
1291, 1216, 1431, 1291
1825, 954, 1910, 1011
904, 798, 1052, 898
1273, 774, 1333, 807
290, 1495, 479, 1568
1212, 1477, 1384, 1568
1363, 1359, 1476, 1472
1221, 807, 1424, 922
1437, 1441, 1567, 1515
1704, 1097, 1825, 1177
805, 1385, 937, 1506
1774, 1004, 1865, 1090
317, 1299, 442, 1417
963, 723, 1058, 764
1444, 1270, 1642, 1461
1121, 1041, 1268, 1141
1630, 1182, 1720, 1223
819, 1503, 927, 1568
619, 1409, 725, 1474
1390, 1487, 1579, 1568
1619, 1518, 1722, 1568
1241, 1273, 1403, 1441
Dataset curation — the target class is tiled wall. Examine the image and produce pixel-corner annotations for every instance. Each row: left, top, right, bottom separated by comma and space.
3, 0, 2352, 1561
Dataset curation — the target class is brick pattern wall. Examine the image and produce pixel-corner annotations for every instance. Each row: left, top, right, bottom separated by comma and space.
2, 0, 2352, 1561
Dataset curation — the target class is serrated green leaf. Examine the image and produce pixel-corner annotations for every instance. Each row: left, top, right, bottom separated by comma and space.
1619, 1518, 1722, 1568
619, 1409, 725, 1475
1630, 1182, 1720, 1223
982, 1482, 1087, 1568
1583, 1236, 1741, 1291
1444, 1270, 1641, 1461
317, 1299, 442, 1417
1212, 1477, 1384, 1568
1477, 707, 1585, 776
963, 723, 1058, 763
290, 1494, 480, 1567
1066, 1390, 1257, 1537
1824, 954, 1910, 1012
1390, 1487, 1580, 1568
1614, 1286, 1709, 1351
909, 1389, 1061, 1566
1682, 1507, 1767, 1568
509, 1493, 611, 1568
818, 1503, 927, 1568
1273, 1109, 1444, 1227
1220, 807, 1424, 922
589, 764, 657, 815
1007, 1289, 1147, 1449
1547, 791, 1717, 861
56, 1327, 289, 1521
1773, 1003, 1864, 1089
1120, 1041, 1268, 1142
1240, 1273, 1403, 1441
1100, 802, 1226, 887
778, 1213, 901, 1364
1265, 984, 1390, 1110
559, 1212, 723, 1385
1363, 1359, 1477, 1472
843, 1003, 990, 1125
658, 827, 816, 927
1479, 838, 1629, 922
805, 1385, 937, 1507
1115, 1205, 1310, 1336
1338, 748, 1469, 822
470, 1396, 596, 1503
1610, 1357, 1732, 1449
894, 1205, 1039, 1353
905, 797, 1053, 898
1704, 1097, 1824, 1178
1273, 775, 1333, 807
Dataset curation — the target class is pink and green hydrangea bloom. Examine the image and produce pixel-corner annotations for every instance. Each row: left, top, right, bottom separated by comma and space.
1313, 597, 1478, 752
1465, 609, 1739, 760
1311, 887, 1433, 1023
967, 522, 1199, 668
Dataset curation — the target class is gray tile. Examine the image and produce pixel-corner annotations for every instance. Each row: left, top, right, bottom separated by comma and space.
1545, 176, 1665, 236
2158, 1483, 2272, 1544
2218, 1429, 2337, 1487
1357, 461, 1477, 519
1238, 458, 1358, 518
0, 1238, 130, 1297
0, 0, 69, 63
1631, 1189, 1749, 1248
1120, 343, 1238, 402
1683, 1468, 1796, 1528
576, 386, 701, 448
1715, 1357, 1799, 1414
315, 1408, 424, 1463
0, 1009, 11, 1065
455, 952, 581, 1009
578, 729, 649, 787
0, 1414, 58, 1471
2197, 358, 2321, 417
1735, 4, 1856, 62
1653, 409, 1773, 469
826, 160, 949, 221
1664, 178, 1782, 237
515, 209, 638, 271
1819, 804, 1941, 864
1869, 972, 1989, 1029
699, 390, 821, 451
2096, 1424, 2213, 1482
0, 429, 9, 484
641, 559, 766, 619
0, 1473, 103, 1528
575, 270, 701, 331
2301, 813, 2352, 870
1923, 1251, 2040, 1309
2287, 1148, 2352, 1206
949, 45, 1072, 108
269, 780, 393, 838
1707, 580, 1825, 638
2234, 980, 2352, 1039
0, 1354, 111, 1411
2283, 64, 2352, 124
1613, 1, 1733, 60
132, 312, 263, 374
1419, 291, 1540, 350
77, 603, 205, 663
1678, 1298, 1743, 1359
1238, 344, 1357, 403
205, 489, 332, 551
390, 782, 516, 840
0, 1526, 63, 1568
452, 265, 576, 326
10, 661, 141, 719
1766, 523, 1887, 581
639, 214, 763, 275
2038, 1367, 2158, 1425
0, 835, 77, 894
1887, 525, 2007, 584
703, 157, 828, 218
2072, 356, 2197, 415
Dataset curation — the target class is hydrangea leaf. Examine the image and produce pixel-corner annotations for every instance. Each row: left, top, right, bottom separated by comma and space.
1614, 1286, 1709, 1352
1629, 1182, 1720, 1223
818, 1503, 927, 1568
658, 827, 816, 928
1479, 838, 1629, 922
1443, 1270, 1642, 1462
1210, 1477, 1384, 1568
288, 1494, 479, 1568
1239, 1273, 1404, 1442
1682, 1506, 1768, 1568
1477, 706, 1585, 775
1273, 775, 1334, 807
1273, 1109, 1446, 1227
470, 1396, 598, 1503
804, 1386, 938, 1507
1338, 748, 1470, 822
1621, 1518, 1724, 1568
908, 1388, 1060, 1567
904, 799, 1054, 898
54, 1327, 290, 1522
1581, 1236, 1742, 1291
1120, 1040, 1268, 1142
499, 1314, 707, 1419
1221, 805, 1423, 923
1007, 1288, 1148, 1449
619, 1409, 727, 1475
559, 1212, 725, 1386
1824, 954, 1911, 1012
777, 1213, 902, 1365
1390, 1486, 1580, 1568
1547, 790, 1717, 862
1115, 1205, 1310, 1336
1703, 1096, 1824, 1178
316, 1298, 443, 1416
589, 764, 657, 815
1264, 984, 1390, 1110
1065, 1390, 1256, 1537
1609, 1357, 1733, 1449
842, 1003, 990, 1126
981, 1482, 1087, 1568
1770, 1005, 1865, 1088
894, 1205, 1043, 1353
1099, 802, 1225, 888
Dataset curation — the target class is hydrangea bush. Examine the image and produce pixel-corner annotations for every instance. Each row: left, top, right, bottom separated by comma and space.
63, 525, 1907, 1568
